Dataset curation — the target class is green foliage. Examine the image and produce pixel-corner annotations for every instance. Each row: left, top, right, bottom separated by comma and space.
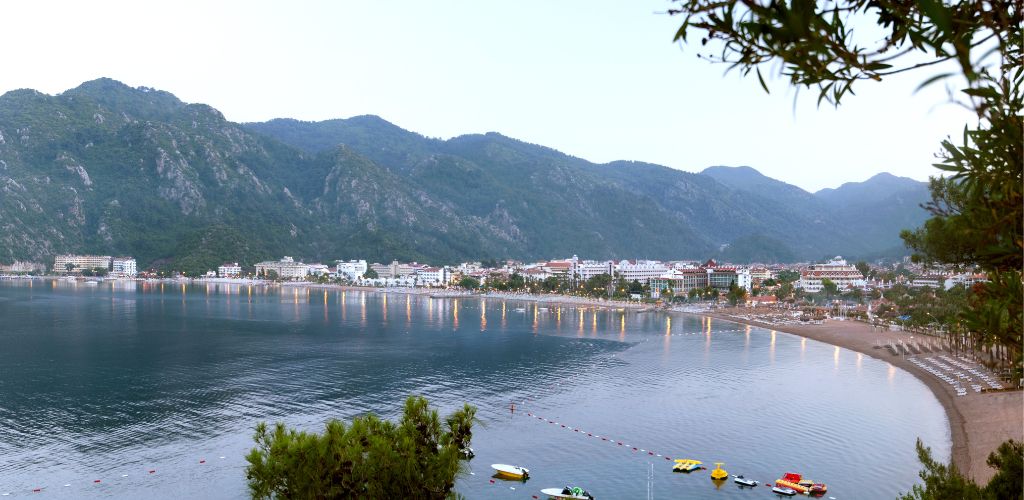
775, 282, 795, 301
855, 261, 870, 278
899, 439, 1023, 500
899, 439, 984, 500
458, 276, 479, 290
168, 224, 271, 277
719, 233, 797, 263
776, 270, 800, 283
983, 440, 1024, 500
821, 278, 839, 298
245, 396, 476, 500
726, 282, 748, 306
363, 268, 379, 279
668, 0, 1022, 378
93, 267, 107, 277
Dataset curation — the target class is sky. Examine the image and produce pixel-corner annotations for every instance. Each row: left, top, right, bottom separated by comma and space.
0, 1, 976, 192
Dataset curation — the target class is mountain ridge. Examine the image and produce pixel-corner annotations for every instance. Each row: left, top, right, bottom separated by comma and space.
0, 79, 930, 271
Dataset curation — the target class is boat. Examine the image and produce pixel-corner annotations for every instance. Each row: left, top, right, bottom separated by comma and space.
709, 462, 728, 481
732, 474, 758, 487
775, 472, 828, 495
771, 485, 798, 496
797, 478, 828, 496
540, 486, 594, 499
491, 463, 529, 480
672, 459, 703, 472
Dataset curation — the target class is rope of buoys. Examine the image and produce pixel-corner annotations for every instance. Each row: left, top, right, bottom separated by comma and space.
526, 411, 676, 461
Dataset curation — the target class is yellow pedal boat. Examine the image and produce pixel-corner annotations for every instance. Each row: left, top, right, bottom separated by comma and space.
672, 459, 703, 472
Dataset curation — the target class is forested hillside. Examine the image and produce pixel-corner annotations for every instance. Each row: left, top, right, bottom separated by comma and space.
0, 79, 928, 272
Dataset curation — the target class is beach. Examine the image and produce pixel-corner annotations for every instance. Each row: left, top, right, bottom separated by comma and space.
703, 308, 1023, 484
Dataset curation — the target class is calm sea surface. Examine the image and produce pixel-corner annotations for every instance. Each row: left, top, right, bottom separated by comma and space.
0, 280, 950, 499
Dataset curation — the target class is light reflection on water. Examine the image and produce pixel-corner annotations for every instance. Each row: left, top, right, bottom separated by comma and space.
0, 281, 949, 499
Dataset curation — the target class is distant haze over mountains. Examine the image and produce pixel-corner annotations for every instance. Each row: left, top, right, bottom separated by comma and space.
0, 79, 930, 272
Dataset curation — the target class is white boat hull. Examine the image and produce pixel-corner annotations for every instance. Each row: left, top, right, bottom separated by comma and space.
540, 487, 591, 499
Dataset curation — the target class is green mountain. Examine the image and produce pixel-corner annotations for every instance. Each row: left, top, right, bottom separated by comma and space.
0, 79, 929, 270
701, 165, 930, 260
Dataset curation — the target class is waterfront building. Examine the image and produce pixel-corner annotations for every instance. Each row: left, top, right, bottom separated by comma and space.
307, 264, 331, 276
370, 261, 417, 279
111, 257, 137, 277
53, 254, 111, 274
650, 268, 708, 298
649, 259, 751, 298
255, 256, 311, 280
615, 259, 668, 285
369, 262, 392, 278
521, 267, 551, 281
797, 256, 866, 293
541, 260, 573, 280
575, 259, 614, 281
415, 266, 452, 285
335, 260, 368, 280
217, 263, 242, 277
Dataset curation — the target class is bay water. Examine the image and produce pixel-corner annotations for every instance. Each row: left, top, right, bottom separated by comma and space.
0, 281, 949, 498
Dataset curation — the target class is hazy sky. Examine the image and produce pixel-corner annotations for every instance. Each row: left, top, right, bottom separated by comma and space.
1, 1, 975, 191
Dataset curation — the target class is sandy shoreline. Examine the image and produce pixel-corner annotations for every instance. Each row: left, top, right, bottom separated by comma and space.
700, 309, 1022, 484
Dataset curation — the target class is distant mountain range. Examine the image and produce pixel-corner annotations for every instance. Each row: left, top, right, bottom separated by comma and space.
0, 79, 931, 272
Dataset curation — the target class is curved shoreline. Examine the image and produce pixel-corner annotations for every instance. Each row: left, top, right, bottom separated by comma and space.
697, 310, 1021, 484
56, 279, 1018, 482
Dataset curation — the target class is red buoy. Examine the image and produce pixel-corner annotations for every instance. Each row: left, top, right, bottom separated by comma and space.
94, 480, 101, 483
199, 460, 206, 464
149, 470, 156, 474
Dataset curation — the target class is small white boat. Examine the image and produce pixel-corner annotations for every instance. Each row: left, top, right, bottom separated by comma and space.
541, 486, 594, 499
732, 474, 758, 487
491, 463, 529, 480
772, 485, 797, 496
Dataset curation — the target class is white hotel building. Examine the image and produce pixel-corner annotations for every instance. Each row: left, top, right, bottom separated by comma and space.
415, 267, 452, 285
111, 257, 137, 277
797, 256, 866, 292
615, 259, 668, 284
335, 260, 368, 280
255, 256, 311, 280
218, 263, 243, 277
54, 254, 112, 274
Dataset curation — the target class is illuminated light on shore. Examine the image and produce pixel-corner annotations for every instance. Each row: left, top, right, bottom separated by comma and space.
834, 346, 841, 368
